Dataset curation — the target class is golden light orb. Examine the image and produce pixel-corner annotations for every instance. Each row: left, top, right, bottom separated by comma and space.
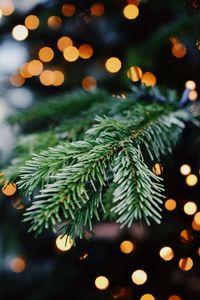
79, 44, 93, 59
140, 294, 155, 300
180, 229, 194, 243
82, 76, 97, 91
194, 212, 200, 225
47, 16, 62, 30
9, 73, 25, 87
27, 60, 43, 76
120, 240, 135, 254
95, 276, 109, 290
123, 4, 139, 20
127, 66, 143, 82
168, 296, 182, 300
105, 57, 122, 73
172, 43, 187, 58
25, 15, 40, 30
53, 71, 65, 86
185, 80, 196, 90
164, 199, 177, 211
20, 63, 32, 78
55, 235, 73, 251
12, 25, 28, 41
1, 0, 15, 16
185, 174, 198, 187
179, 257, 193, 271
39, 70, 55, 86
180, 164, 191, 176
57, 36, 73, 52
159, 246, 174, 261
188, 90, 198, 101
63, 46, 79, 62
10, 257, 26, 273
183, 201, 197, 215
62, 3, 76, 17
39, 47, 54, 62
90, 3, 105, 16
2, 182, 17, 196
141, 72, 157, 87
131, 270, 147, 285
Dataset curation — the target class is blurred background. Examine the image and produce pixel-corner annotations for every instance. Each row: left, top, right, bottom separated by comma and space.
0, 0, 200, 299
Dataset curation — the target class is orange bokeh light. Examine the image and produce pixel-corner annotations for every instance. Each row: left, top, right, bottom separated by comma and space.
82, 76, 97, 91
39, 47, 54, 62
79, 44, 93, 59
62, 3, 76, 17
25, 15, 40, 30
57, 36, 73, 52
90, 3, 105, 16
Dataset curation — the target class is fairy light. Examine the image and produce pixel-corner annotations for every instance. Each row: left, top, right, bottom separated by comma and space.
183, 201, 197, 215
180, 164, 191, 176
120, 240, 135, 254
123, 4, 139, 20
127, 66, 143, 82
164, 199, 177, 211
141, 72, 157, 87
47, 16, 62, 29
188, 90, 198, 101
39, 47, 54, 62
39, 70, 55, 86
105, 57, 122, 73
172, 43, 187, 58
95, 276, 109, 290
57, 36, 73, 52
9, 73, 25, 87
55, 235, 73, 251
20, 63, 32, 78
82, 76, 97, 91
79, 44, 93, 59
53, 71, 65, 86
25, 15, 40, 30
185, 174, 198, 186
27, 60, 43, 76
63, 46, 79, 62
140, 294, 155, 300
62, 3, 76, 17
185, 80, 196, 90
180, 229, 194, 243
10, 257, 26, 273
179, 257, 193, 271
159, 246, 174, 261
2, 182, 17, 196
90, 3, 105, 16
12, 25, 28, 41
131, 270, 147, 285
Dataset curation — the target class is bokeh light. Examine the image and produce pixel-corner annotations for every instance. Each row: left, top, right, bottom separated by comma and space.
55, 235, 73, 251
25, 15, 40, 30
131, 270, 147, 285
12, 25, 29, 41
105, 57, 122, 73
185, 174, 198, 187
82, 76, 97, 91
79, 44, 93, 59
39, 47, 54, 62
180, 229, 194, 243
2, 182, 17, 196
194, 212, 200, 225
62, 3, 76, 17
152, 163, 163, 175
140, 294, 155, 300
57, 36, 73, 52
39, 70, 55, 86
20, 63, 32, 78
9, 73, 25, 87
159, 246, 174, 261
185, 80, 196, 90
0, 0, 14, 16
188, 90, 198, 101
127, 66, 143, 82
95, 276, 109, 290
179, 257, 193, 271
10, 257, 26, 273
27, 60, 43, 76
53, 71, 65, 86
164, 199, 177, 211
120, 240, 135, 254
180, 164, 191, 176
141, 72, 157, 87
90, 3, 105, 16
168, 296, 182, 300
183, 201, 197, 215
47, 16, 62, 30
63, 46, 79, 62
123, 4, 139, 20
172, 43, 187, 58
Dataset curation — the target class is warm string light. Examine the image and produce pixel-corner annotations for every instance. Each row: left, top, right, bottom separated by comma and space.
27, 60, 43, 76
63, 46, 79, 62
185, 80, 196, 90
10, 257, 26, 273
141, 72, 157, 87
179, 257, 193, 271
185, 174, 198, 187
62, 3, 76, 17
180, 164, 191, 176
159, 246, 174, 261
9, 73, 25, 87
79, 44, 93, 59
0, 0, 15, 16
47, 16, 62, 29
25, 15, 40, 30
168, 296, 182, 300
39, 70, 65, 87
82, 76, 97, 91
57, 36, 73, 52
152, 163, 163, 175
127, 66, 143, 82
123, 4, 139, 20
55, 235, 73, 251
90, 3, 105, 16
172, 43, 187, 58
95, 276, 109, 290
140, 294, 155, 300
120, 240, 135, 254
105, 57, 122, 73
180, 229, 194, 243
164, 199, 177, 211
39, 47, 54, 62
183, 201, 197, 215
2, 182, 17, 196
131, 270, 147, 285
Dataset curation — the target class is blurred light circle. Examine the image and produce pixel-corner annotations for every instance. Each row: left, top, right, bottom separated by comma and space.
127, 66, 143, 82
172, 43, 187, 58
39, 47, 54, 62
131, 270, 147, 285
95, 276, 109, 290
53, 71, 65, 86
188, 90, 198, 101
20, 63, 32, 78
141, 72, 157, 87
6, 88, 33, 108
27, 60, 43, 76
47, 16, 62, 29
123, 4, 139, 20
120, 240, 135, 254
159, 246, 174, 261
63, 46, 79, 62
62, 3, 76, 16
25, 15, 40, 30
140, 294, 155, 300
105, 57, 122, 73
185, 80, 196, 90
57, 36, 73, 52
183, 201, 197, 215
164, 199, 177, 211
9, 73, 25, 87
39, 70, 55, 86
185, 174, 198, 186
90, 3, 105, 16
1, 0, 15, 16
12, 25, 28, 41
79, 44, 93, 59
56, 235, 73, 251
82, 76, 97, 91
180, 164, 191, 176
10, 257, 26, 273
179, 257, 193, 271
